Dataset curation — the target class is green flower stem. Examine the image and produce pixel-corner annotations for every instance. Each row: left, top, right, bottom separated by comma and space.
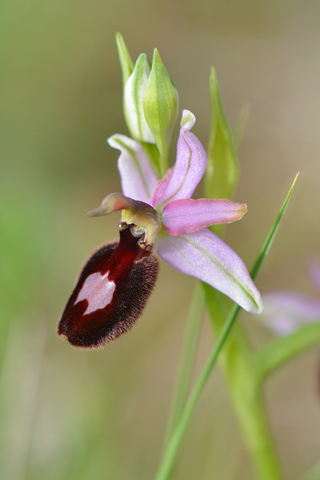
164, 282, 204, 445
256, 322, 320, 383
155, 302, 242, 480
141, 142, 161, 178
155, 174, 298, 480
159, 150, 169, 178
200, 175, 299, 480
204, 287, 282, 480
233, 388, 282, 480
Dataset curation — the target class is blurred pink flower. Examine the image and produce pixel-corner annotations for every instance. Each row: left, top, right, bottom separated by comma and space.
261, 259, 320, 335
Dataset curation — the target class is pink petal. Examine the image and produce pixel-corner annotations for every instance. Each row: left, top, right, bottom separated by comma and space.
162, 198, 247, 236
260, 291, 320, 336
108, 134, 158, 203
157, 228, 262, 313
150, 110, 207, 207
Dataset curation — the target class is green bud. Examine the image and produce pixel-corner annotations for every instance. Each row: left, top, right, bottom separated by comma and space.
116, 32, 134, 86
142, 49, 179, 169
116, 33, 135, 139
205, 67, 239, 201
124, 53, 155, 143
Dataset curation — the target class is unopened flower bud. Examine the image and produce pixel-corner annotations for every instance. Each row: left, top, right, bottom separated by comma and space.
124, 53, 155, 143
142, 49, 179, 157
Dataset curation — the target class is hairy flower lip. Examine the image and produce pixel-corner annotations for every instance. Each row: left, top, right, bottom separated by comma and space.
58, 225, 159, 349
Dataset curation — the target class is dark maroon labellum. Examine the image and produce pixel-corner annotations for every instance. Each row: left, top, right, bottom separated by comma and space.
58, 225, 159, 349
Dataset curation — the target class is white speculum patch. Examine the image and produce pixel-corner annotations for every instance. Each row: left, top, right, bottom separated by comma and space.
74, 271, 116, 315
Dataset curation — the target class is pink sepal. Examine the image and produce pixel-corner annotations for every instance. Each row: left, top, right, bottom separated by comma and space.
157, 228, 262, 314
108, 134, 158, 203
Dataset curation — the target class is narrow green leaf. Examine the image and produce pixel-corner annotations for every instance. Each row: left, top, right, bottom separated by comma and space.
205, 67, 239, 201
250, 172, 299, 280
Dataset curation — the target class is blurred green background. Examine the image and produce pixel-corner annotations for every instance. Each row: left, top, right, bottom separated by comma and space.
1, 1, 320, 479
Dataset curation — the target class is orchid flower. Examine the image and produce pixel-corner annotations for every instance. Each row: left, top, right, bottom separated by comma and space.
58, 109, 262, 349
260, 259, 320, 336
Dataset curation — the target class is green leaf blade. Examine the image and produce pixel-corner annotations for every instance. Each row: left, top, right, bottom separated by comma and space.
250, 172, 299, 281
